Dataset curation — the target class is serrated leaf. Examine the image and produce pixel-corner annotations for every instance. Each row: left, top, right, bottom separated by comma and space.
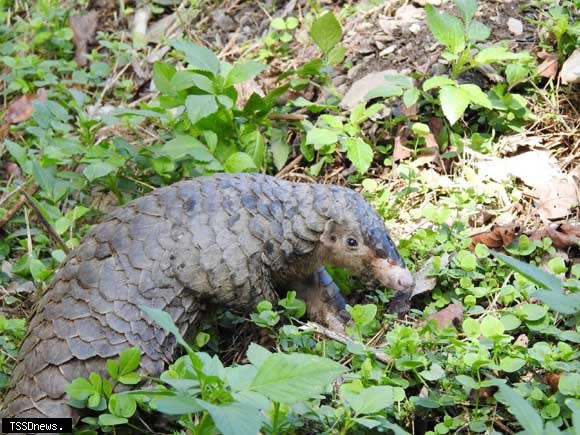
306, 128, 338, 147
343, 386, 395, 414
83, 162, 115, 182
170, 40, 220, 74
468, 20, 491, 42
247, 343, 272, 367
474, 46, 520, 65
310, 12, 342, 55
439, 85, 470, 125
200, 401, 264, 435
185, 94, 218, 124
505, 63, 528, 86
152, 62, 176, 95
344, 138, 373, 174
458, 84, 492, 108
425, 5, 466, 54
423, 76, 456, 91
250, 353, 345, 403
159, 135, 213, 161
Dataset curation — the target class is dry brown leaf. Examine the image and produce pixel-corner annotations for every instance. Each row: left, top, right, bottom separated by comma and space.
533, 177, 580, 220
235, 79, 264, 109
70, 11, 99, 67
560, 48, 580, 84
5, 89, 48, 124
529, 224, 580, 249
340, 69, 399, 110
428, 302, 464, 329
545, 372, 561, 393
393, 126, 411, 162
537, 51, 559, 79
471, 224, 521, 249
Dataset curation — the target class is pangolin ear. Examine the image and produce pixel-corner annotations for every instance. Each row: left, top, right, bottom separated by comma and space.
320, 219, 339, 247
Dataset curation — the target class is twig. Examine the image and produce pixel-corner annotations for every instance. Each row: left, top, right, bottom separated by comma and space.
302, 321, 392, 364
276, 154, 303, 178
0, 185, 38, 230
268, 113, 307, 122
0, 181, 30, 208
21, 191, 70, 255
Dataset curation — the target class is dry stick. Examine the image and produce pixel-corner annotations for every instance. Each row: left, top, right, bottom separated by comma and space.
276, 154, 304, 178
21, 190, 70, 255
268, 113, 307, 122
0, 185, 38, 230
303, 322, 392, 365
0, 181, 30, 208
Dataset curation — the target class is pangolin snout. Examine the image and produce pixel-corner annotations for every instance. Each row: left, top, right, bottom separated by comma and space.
371, 258, 415, 292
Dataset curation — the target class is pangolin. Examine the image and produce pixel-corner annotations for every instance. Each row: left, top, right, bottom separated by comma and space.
0, 173, 413, 420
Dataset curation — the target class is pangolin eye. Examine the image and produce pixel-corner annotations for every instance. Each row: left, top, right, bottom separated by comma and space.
346, 237, 358, 248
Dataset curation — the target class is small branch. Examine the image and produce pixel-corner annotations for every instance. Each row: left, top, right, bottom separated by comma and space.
268, 113, 307, 122
21, 190, 70, 255
0, 185, 38, 230
302, 321, 392, 364
276, 154, 303, 178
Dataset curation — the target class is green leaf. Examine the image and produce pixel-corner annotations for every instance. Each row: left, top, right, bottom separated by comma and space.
423, 76, 456, 91
491, 251, 564, 293
83, 162, 115, 182
247, 343, 272, 368
454, 0, 477, 24
271, 135, 290, 171
310, 12, 342, 55
185, 94, 218, 124
199, 401, 264, 435
170, 40, 220, 74
118, 347, 141, 375
327, 45, 346, 65
225, 61, 266, 87
474, 46, 520, 65
519, 304, 547, 321
499, 357, 525, 373
344, 138, 373, 174
480, 316, 504, 338
425, 5, 466, 54
108, 394, 137, 418
348, 304, 377, 327
505, 63, 528, 86
306, 128, 338, 147
224, 152, 257, 173
462, 318, 480, 337
559, 373, 580, 396
32, 162, 55, 195
250, 353, 345, 403
343, 386, 395, 415
365, 85, 403, 100
66, 378, 96, 401
403, 88, 420, 108
140, 305, 194, 354
271, 18, 286, 30
496, 383, 544, 435
467, 20, 490, 42
439, 85, 470, 125
159, 135, 213, 161
154, 395, 201, 415
98, 414, 128, 426
532, 291, 580, 315
118, 372, 141, 385
420, 363, 445, 381
152, 62, 176, 95
458, 84, 492, 108
171, 71, 213, 93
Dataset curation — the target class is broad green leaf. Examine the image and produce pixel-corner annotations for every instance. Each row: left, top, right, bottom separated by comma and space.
462, 318, 480, 337
118, 372, 141, 385
108, 394, 137, 418
343, 386, 395, 414
271, 135, 290, 170
425, 5, 465, 54
501, 314, 521, 331
468, 20, 491, 42
98, 414, 128, 426
458, 84, 492, 108
455, 0, 477, 24
185, 94, 218, 124
170, 40, 220, 74
505, 63, 528, 86
225, 61, 266, 87
250, 353, 345, 403
365, 85, 404, 100
271, 18, 286, 30
474, 46, 520, 65
327, 45, 346, 65
171, 71, 213, 93
439, 85, 470, 125
83, 162, 115, 182
480, 316, 504, 338
118, 347, 141, 375
344, 138, 373, 174
348, 304, 377, 327
247, 343, 272, 367
200, 401, 264, 435
310, 12, 342, 55
519, 304, 547, 321
152, 62, 176, 95
491, 251, 564, 293
153, 395, 200, 415
66, 378, 95, 401
5, 140, 27, 169
423, 76, 457, 91
499, 357, 525, 373
532, 290, 580, 315
559, 373, 580, 396
159, 135, 213, 161
420, 363, 445, 381
403, 88, 420, 108
306, 128, 338, 147
32, 162, 55, 195
496, 383, 544, 435
224, 152, 257, 173
383, 74, 414, 88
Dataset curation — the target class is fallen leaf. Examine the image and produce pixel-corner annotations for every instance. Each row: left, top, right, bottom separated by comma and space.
235, 79, 264, 109
471, 224, 521, 249
514, 334, 529, 347
560, 48, 580, 84
428, 302, 464, 329
545, 372, 561, 393
393, 126, 411, 162
5, 89, 48, 124
70, 11, 99, 67
537, 51, 558, 79
533, 177, 579, 220
529, 223, 580, 249
340, 69, 399, 109
411, 253, 451, 298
